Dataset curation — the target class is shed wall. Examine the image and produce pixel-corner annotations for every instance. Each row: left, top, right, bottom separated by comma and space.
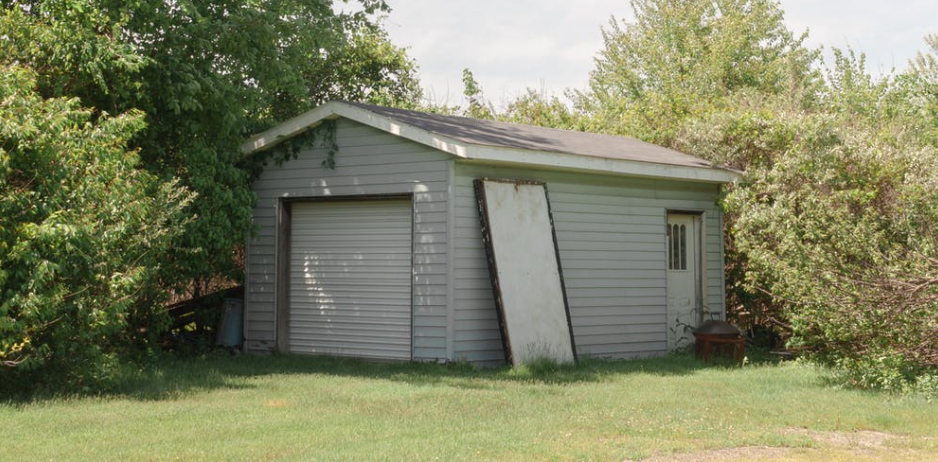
245, 119, 451, 360
452, 162, 725, 364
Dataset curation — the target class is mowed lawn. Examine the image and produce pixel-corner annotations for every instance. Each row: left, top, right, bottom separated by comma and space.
3, 354, 938, 462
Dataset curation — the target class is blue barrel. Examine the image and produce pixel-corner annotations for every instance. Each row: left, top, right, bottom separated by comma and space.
216, 298, 244, 347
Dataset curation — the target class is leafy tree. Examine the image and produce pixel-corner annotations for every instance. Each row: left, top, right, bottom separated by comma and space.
1, 0, 423, 294
0, 65, 191, 390
499, 90, 590, 131
905, 34, 938, 146
461, 68, 496, 120
0, 0, 422, 389
911, 34, 938, 83
700, 43, 938, 392
578, 0, 820, 145
725, 114, 938, 392
569, 0, 938, 392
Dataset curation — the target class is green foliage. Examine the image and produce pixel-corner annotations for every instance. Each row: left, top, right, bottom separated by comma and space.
0, 66, 192, 391
566, 0, 938, 391
578, 0, 820, 144
461, 68, 496, 120
911, 34, 938, 84
715, 45, 938, 391
725, 118, 938, 392
1, 0, 423, 289
499, 90, 591, 130
0, 0, 422, 390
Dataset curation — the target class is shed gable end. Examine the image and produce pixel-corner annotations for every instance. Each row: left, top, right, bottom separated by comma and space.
244, 119, 452, 361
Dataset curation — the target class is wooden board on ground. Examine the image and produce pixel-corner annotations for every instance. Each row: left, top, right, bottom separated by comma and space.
474, 178, 576, 366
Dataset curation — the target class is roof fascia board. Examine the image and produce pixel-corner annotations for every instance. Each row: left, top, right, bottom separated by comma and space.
242, 103, 334, 154
243, 101, 739, 183
462, 145, 741, 184
242, 101, 470, 158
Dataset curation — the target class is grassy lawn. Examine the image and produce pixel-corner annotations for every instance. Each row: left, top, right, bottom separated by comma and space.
3, 353, 937, 462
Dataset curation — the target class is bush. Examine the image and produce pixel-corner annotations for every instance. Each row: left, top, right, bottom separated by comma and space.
725, 117, 938, 393
0, 66, 192, 393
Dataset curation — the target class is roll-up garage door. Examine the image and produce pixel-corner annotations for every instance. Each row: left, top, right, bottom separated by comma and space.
288, 199, 413, 360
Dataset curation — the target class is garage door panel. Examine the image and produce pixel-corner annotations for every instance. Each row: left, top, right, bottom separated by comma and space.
291, 320, 411, 331
292, 219, 413, 229
290, 299, 413, 308
290, 268, 413, 278
290, 337, 412, 347
288, 343, 411, 358
295, 257, 413, 263
292, 209, 411, 220
291, 286, 412, 296
290, 326, 412, 338
291, 311, 412, 321
290, 293, 413, 303
291, 282, 411, 292
286, 342, 411, 360
292, 256, 413, 265
290, 312, 412, 323
289, 199, 413, 360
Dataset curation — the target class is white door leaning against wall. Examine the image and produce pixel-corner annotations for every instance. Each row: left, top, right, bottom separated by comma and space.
666, 214, 699, 350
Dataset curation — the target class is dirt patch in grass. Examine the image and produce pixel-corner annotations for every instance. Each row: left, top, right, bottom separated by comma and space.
262, 399, 287, 408
630, 446, 791, 462
783, 427, 898, 450
630, 428, 926, 461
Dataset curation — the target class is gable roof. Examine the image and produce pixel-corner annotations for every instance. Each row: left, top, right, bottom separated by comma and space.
243, 101, 739, 183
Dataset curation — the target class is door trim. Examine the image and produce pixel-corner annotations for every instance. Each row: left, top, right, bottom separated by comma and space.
664, 210, 708, 339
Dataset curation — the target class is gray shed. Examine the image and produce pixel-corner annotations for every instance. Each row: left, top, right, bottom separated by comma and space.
242, 101, 738, 365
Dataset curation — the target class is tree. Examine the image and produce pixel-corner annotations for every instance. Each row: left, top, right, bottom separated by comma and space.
2, 3, 421, 288
719, 44, 938, 392
578, 0, 820, 145
0, 65, 191, 390
905, 34, 938, 147
725, 113, 938, 392
1, 0, 423, 389
1, 0, 423, 294
499, 89, 590, 131
461, 68, 496, 120
569, 0, 938, 393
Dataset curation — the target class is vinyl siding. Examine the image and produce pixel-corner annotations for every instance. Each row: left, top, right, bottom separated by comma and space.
453, 162, 725, 364
245, 119, 451, 361
246, 118, 729, 365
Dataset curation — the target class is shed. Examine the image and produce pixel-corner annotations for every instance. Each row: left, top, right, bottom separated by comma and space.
242, 101, 739, 365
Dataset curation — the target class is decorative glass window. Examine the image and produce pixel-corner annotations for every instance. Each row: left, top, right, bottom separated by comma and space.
667, 223, 687, 270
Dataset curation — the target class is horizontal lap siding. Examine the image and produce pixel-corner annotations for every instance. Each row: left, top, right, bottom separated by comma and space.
706, 213, 726, 320
453, 162, 725, 364
245, 119, 451, 361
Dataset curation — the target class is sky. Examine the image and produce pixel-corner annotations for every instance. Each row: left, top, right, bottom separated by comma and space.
375, 0, 938, 107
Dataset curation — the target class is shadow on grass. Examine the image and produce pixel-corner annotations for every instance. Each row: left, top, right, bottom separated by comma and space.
5, 348, 785, 404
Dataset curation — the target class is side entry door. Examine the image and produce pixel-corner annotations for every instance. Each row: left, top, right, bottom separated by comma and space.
666, 214, 700, 350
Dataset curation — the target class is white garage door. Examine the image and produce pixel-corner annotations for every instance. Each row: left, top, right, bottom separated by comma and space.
289, 199, 413, 360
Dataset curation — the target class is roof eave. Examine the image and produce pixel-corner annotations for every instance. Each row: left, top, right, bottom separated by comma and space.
463, 145, 741, 184
242, 101, 740, 184
242, 101, 470, 158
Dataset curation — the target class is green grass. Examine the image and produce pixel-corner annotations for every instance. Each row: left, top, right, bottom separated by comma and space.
2, 353, 937, 461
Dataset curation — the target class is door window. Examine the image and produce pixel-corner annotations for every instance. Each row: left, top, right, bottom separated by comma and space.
667, 223, 687, 270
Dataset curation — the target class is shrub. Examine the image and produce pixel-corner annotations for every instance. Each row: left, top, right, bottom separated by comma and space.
0, 66, 191, 392
725, 118, 938, 393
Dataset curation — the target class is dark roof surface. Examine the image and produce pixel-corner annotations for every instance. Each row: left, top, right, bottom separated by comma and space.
344, 101, 714, 169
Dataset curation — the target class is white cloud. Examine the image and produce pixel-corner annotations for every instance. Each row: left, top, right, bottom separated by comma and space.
382, 0, 938, 106
780, 0, 938, 75
384, 0, 632, 106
